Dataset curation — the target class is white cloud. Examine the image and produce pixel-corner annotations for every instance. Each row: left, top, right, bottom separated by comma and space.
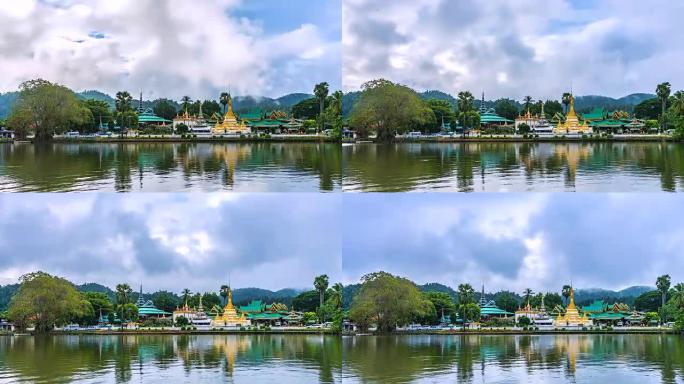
0, 0, 339, 99
343, 0, 684, 99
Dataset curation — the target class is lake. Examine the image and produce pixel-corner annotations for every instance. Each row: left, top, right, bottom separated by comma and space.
342, 142, 684, 192
0, 142, 341, 192
0, 334, 342, 383
342, 334, 684, 383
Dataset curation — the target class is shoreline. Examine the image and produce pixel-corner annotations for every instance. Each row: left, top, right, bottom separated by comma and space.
3, 329, 336, 336
344, 329, 680, 336
348, 136, 676, 144
1, 136, 338, 144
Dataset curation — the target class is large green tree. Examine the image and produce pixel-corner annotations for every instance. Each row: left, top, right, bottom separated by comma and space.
292, 98, 324, 120
349, 79, 427, 141
494, 98, 519, 121
152, 290, 179, 313
8, 272, 86, 332
349, 271, 431, 332
292, 290, 323, 312
115, 91, 133, 112
656, 275, 671, 311
493, 291, 519, 313
422, 291, 456, 324
426, 99, 455, 132
153, 99, 178, 121
7, 79, 83, 141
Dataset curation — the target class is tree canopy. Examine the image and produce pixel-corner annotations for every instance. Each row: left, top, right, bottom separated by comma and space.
7, 79, 83, 140
8, 271, 86, 332
349, 271, 431, 332
349, 79, 428, 141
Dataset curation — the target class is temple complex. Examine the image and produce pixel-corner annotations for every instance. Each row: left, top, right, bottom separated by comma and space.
172, 296, 211, 325
136, 92, 172, 127
478, 93, 513, 128
212, 93, 250, 135
173, 104, 211, 134
553, 94, 591, 135
478, 285, 513, 318
135, 285, 171, 319
553, 287, 592, 327
211, 287, 251, 327
515, 103, 553, 134
514, 294, 553, 325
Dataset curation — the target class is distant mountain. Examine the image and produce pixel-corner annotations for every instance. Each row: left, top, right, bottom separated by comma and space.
0, 92, 18, 120
419, 90, 457, 108
231, 287, 301, 307
0, 284, 19, 312
342, 91, 361, 117
419, 283, 458, 300
573, 94, 655, 113
574, 286, 653, 306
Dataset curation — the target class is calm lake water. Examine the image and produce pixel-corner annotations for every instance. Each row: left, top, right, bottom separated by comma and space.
0, 142, 341, 192
343, 334, 684, 384
342, 142, 684, 192
0, 334, 342, 383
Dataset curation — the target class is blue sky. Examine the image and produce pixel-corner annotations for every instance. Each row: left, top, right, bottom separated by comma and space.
0, 0, 341, 100
343, 0, 684, 99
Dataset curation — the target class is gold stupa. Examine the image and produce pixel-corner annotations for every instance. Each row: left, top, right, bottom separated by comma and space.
554, 94, 592, 135
212, 94, 250, 135
211, 287, 250, 327
553, 287, 592, 327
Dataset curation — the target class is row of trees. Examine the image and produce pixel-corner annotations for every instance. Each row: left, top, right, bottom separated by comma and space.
348, 272, 684, 333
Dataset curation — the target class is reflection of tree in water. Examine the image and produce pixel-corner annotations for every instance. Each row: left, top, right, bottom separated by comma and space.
342, 335, 684, 383
0, 334, 342, 383
0, 142, 341, 191
344, 142, 684, 191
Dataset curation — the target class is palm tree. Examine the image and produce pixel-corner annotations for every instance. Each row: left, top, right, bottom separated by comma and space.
115, 283, 132, 305
115, 91, 133, 112
457, 283, 475, 330
457, 91, 475, 131
656, 275, 671, 310
181, 288, 192, 305
314, 82, 329, 132
674, 283, 684, 294
314, 274, 329, 310
656, 82, 671, 132
219, 92, 230, 114
522, 288, 534, 304
562, 93, 571, 114
180, 96, 192, 113
561, 285, 571, 305
671, 91, 684, 116
522, 96, 534, 112
219, 285, 229, 305
330, 283, 344, 309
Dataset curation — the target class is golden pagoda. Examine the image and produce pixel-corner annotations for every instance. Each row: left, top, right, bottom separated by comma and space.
554, 94, 591, 135
553, 287, 592, 327
211, 287, 250, 327
212, 94, 250, 135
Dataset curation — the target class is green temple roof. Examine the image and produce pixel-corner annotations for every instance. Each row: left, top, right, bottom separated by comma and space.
137, 108, 171, 124
582, 108, 606, 121
480, 109, 513, 125
135, 287, 170, 316
239, 300, 264, 313
582, 300, 607, 313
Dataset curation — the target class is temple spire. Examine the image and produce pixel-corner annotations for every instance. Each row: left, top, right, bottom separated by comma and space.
480, 92, 486, 113
139, 91, 143, 112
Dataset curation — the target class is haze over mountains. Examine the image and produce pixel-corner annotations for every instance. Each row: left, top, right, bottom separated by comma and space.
0, 90, 314, 119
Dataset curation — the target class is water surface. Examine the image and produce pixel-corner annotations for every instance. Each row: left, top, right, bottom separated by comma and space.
343, 334, 684, 383
0, 142, 341, 192
0, 334, 341, 383
343, 142, 684, 192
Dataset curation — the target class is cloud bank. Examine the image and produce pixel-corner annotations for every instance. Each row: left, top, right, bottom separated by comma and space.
0, 194, 341, 292
0, 0, 341, 100
342, 194, 684, 292
343, 0, 684, 99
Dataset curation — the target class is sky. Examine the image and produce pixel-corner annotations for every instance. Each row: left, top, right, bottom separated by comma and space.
343, 0, 684, 100
0, 194, 342, 293
342, 194, 684, 293
0, 0, 341, 100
